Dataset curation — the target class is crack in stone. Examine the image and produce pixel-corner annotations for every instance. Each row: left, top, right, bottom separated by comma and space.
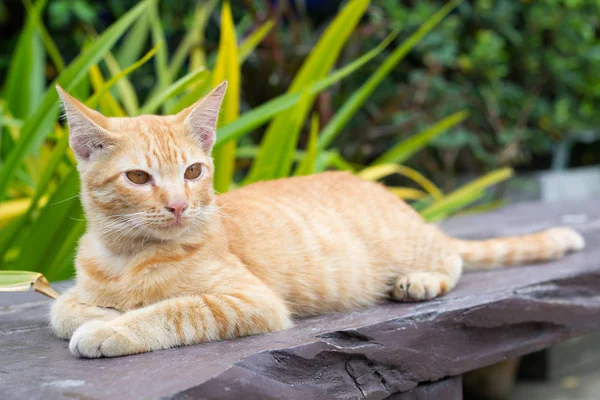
344, 360, 367, 399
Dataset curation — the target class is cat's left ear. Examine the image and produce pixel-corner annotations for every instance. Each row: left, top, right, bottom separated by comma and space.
178, 81, 228, 153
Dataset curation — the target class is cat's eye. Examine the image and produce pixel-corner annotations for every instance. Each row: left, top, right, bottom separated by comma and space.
184, 163, 203, 180
126, 170, 151, 185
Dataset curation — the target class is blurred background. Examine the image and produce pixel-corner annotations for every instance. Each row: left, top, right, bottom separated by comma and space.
1, 1, 599, 398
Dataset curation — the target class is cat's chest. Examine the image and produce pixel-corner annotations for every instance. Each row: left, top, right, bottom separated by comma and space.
78, 245, 211, 310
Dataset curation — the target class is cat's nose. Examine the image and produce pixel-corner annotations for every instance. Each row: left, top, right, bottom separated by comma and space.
165, 201, 188, 218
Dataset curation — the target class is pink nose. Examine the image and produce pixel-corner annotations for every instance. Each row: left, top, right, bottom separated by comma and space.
165, 201, 188, 217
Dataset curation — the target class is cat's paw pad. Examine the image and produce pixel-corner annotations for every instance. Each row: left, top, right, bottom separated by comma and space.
392, 273, 448, 302
69, 320, 134, 358
547, 227, 585, 252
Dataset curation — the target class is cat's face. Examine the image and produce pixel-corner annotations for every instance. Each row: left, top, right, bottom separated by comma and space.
57, 82, 227, 244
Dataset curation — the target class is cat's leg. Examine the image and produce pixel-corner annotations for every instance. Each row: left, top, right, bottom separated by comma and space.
68, 283, 292, 358
50, 289, 122, 339
392, 253, 463, 301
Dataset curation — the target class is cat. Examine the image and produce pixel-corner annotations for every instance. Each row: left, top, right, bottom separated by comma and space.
50, 81, 585, 358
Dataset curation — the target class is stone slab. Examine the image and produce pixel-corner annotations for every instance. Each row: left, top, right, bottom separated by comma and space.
1, 199, 599, 399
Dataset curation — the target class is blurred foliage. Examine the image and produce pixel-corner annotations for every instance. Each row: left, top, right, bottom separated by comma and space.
0, 0, 514, 281
351, 0, 600, 187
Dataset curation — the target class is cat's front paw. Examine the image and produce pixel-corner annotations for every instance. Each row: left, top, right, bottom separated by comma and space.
69, 320, 136, 358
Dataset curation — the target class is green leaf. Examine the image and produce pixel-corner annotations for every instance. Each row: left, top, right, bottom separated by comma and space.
211, 0, 241, 193
372, 110, 469, 165
23, 0, 65, 72
420, 168, 513, 221
214, 26, 397, 152
238, 20, 275, 64
0, 0, 150, 201
116, 10, 150, 68
138, 67, 208, 115
16, 169, 82, 275
3, 0, 46, 120
167, 0, 217, 81
88, 43, 160, 110
148, 0, 169, 94
244, 0, 370, 184
318, 0, 464, 150
294, 113, 320, 176
0, 125, 70, 260
0, 270, 58, 299
248, 90, 312, 180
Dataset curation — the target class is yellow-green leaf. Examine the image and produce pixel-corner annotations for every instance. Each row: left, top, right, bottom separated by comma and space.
294, 113, 320, 176
358, 164, 444, 200
373, 110, 469, 166
212, 0, 240, 193
421, 168, 514, 221
0, 271, 58, 299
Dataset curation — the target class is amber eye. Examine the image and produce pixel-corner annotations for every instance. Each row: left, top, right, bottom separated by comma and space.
126, 170, 150, 185
184, 163, 203, 180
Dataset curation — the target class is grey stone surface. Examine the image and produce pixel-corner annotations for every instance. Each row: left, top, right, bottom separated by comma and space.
1, 199, 599, 400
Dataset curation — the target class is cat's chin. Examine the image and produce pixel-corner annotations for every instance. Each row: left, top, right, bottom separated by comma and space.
151, 223, 192, 241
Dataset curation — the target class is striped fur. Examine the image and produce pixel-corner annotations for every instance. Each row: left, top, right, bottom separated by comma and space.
51, 83, 585, 358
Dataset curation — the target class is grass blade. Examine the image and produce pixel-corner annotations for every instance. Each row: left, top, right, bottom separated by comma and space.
212, 1, 240, 192
214, 27, 397, 152
138, 67, 208, 115
294, 113, 320, 176
239, 20, 275, 64
148, 0, 169, 93
116, 10, 150, 68
420, 168, 513, 221
357, 164, 444, 200
318, 0, 463, 150
244, 0, 370, 184
387, 187, 427, 200
89, 43, 160, 110
372, 110, 469, 165
167, 0, 217, 81
3, 0, 46, 120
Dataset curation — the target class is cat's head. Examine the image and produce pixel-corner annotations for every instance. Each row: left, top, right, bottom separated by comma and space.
57, 82, 227, 247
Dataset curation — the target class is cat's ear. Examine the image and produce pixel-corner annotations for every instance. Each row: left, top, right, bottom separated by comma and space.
56, 85, 115, 162
178, 81, 228, 153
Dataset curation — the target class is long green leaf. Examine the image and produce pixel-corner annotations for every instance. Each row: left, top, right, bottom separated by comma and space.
3, 0, 46, 120
420, 168, 513, 221
214, 29, 397, 149
318, 0, 463, 150
116, 11, 150, 68
249, 91, 312, 180
139, 67, 208, 115
0, 126, 70, 259
103, 52, 140, 116
238, 20, 275, 64
148, 0, 169, 93
167, 0, 217, 81
212, 1, 241, 193
88, 43, 160, 109
372, 110, 469, 165
16, 169, 81, 274
0, 0, 150, 201
23, 0, 65, 72
294, 113, 320, 176
244, 0, 370, 183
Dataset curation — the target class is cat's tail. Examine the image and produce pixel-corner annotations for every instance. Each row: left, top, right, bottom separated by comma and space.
442, 227, 585, 271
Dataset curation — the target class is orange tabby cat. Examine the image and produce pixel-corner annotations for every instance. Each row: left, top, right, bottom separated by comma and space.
50, 82, 585, 358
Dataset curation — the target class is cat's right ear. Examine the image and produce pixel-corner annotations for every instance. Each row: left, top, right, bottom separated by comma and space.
56, 85, 115, 162
177, 81, 228, 154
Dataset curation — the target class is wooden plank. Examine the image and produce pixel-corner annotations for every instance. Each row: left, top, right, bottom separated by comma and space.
1, 199, 599, 399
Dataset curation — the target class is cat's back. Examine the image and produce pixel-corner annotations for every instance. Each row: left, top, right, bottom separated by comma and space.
216, 172, 423, 314
218, 171, 416, 215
